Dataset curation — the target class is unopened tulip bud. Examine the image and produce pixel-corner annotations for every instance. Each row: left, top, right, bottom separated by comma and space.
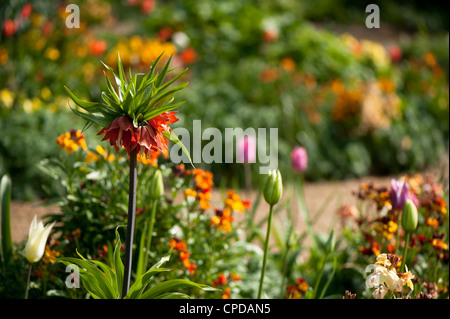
402, 199, 418, 233
263, 170, 283, 206
149, 170, 164, 200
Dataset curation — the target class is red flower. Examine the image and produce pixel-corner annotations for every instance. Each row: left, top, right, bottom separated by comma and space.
98, 112, 179, 156
21, 4, 33, 19
2, 19, 17, 37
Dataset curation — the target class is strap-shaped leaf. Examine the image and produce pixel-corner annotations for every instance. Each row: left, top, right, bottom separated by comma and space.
153, 293, 192, 299
125, 268, 172, 299
164, 130, 195, 168
141, 101, 185, 121
65, 86, 103, 110
154, 54, 173, 88
69, 104, 113, 128
57, 255, 117, 299
113, 226, 124, 298
138, 279, 218, 299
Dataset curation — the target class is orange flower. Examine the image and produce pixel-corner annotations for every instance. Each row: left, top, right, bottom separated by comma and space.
192, 169, 214, 192
426, 218, 439, 228
212, 274, 227, 287
89, 39, 107, 56
180, 47, 197, 64
224, 190, 248, 213
137, 149, 160, 166
98, 113, 178, 157
56, 129, 88, 154
198, 191, 211, 210
169, 237, 197, 275
222, 287, 232, 299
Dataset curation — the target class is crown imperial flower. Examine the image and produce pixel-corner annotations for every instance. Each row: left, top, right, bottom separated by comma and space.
65, 52, 191, 161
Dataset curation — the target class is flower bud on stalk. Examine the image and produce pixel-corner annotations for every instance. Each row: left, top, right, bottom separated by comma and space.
401, 199, 418, 233
400, 199, 418, 273
149, 169, 164, 200
263, 170, 283, 206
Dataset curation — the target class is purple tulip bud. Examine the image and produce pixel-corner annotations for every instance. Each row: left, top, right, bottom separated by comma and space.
389, 179, 411, 211
237, 136, 256, 163
291, 146, 308, 172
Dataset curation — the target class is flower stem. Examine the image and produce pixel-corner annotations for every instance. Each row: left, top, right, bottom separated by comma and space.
25, 263, 32, 299
258, 204, 274, 299
122, 148, 138, 298
400, 232, 411, 273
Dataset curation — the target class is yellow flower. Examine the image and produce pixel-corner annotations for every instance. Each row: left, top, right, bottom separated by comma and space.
0, 89, 14, 108
96, 145, 115, 161
44, 47, 60, 61
85, 151, 100, 164
40, 87, 52, 101
56, 129, 87, 154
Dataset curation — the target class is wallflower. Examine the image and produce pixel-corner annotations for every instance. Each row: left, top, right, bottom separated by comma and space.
280, 57, 296, 72
137, 150, 160, 166
372, 218, 398, 240
285, 278, 309, 299
365, 253, 414, 299
85, 151, 100, 164
169, 237, 196, 275
211, 208, 234, 233
192, 169, 214, 192
96, 145, 115, 162
222, 287, 232, 299
56, 129, 88, 154
180, 47, 197, 64
211, 274, 227, 287
224, 190, 249, 213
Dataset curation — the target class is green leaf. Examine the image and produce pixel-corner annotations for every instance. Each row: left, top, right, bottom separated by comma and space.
113, 227, 124, 298
104, 71, 121, 104
1, 174, 12, 266
142, 101, 185, 121
138, 279, 218, 299
155, 54, 173, 88
164, 131, 195, 168
68, 104, 113, 128
65, 86, 103, 110
57, 255, 117, 299
153, 293, 192, 299
125, 268, 172, 299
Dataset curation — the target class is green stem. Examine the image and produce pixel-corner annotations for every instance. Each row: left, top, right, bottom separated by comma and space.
25, 264, 32, 299
313, 253, 328, 299
258, 204, 274, 299
400, 232, 411, 273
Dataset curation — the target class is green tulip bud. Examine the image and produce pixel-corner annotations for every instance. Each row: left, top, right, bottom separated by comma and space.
263, 170, 283, 206
401, 199, 418, 233
149, 170, 164, 200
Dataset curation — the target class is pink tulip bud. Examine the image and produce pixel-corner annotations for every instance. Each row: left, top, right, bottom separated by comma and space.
291, 146, 307, 172
237, 136, 256, 163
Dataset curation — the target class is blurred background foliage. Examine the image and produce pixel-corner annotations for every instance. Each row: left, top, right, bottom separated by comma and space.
0, 0, 448, 200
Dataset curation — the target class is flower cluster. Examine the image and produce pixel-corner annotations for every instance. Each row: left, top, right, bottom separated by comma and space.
365, 253, 414, 299
211, 273, 242, 299
169, 237, 197, 275
56, 129, 87, 154
184, 168, 214, 210
285, 278, 309, 299
105, 36, 175, 71
211, 190, 250, 233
